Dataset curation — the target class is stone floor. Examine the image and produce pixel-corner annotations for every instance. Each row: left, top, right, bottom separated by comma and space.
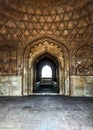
0, 96, 93, 130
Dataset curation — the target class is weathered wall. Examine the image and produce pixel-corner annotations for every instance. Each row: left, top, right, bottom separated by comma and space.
0, 75, 93, 96
0, 0, 93, 97
0, 76, 22, 96
70, 76, 93, 96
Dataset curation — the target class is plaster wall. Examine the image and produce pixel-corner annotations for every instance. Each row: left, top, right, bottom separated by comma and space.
70, 76, 93, 96
0, 75, 93, 96
0, 76, 22, 96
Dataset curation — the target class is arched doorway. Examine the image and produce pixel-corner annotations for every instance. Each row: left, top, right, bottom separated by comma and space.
34, 54, 59, 93
23, 38, 69, 96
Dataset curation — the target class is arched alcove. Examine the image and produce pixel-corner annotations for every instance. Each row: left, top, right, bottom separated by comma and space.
0, 45, 17, 75
23, 38, 69, 95
33, 54, 59, 93
76, 45, 93, 75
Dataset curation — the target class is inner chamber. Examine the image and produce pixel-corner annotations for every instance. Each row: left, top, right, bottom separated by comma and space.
33, 54, 59, 93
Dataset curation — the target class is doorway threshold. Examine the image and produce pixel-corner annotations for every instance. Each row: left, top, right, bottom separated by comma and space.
33, 93, 59, 95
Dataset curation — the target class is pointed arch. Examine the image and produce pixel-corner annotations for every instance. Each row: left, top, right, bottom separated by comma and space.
23, 37, 69, 96
0, 44, 17, 75
75, 44, 93, 75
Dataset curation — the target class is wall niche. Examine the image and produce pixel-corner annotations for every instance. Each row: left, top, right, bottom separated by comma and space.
76, 45, 93, 76
0, 45, 17, 75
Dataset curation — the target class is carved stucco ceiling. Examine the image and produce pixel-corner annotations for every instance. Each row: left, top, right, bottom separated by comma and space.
0, 0, 93, 43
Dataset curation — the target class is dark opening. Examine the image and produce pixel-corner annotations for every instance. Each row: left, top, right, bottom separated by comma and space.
33, 54, 59, 93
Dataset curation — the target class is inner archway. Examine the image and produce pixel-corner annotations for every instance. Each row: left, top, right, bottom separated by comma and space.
34, 54, 59, 93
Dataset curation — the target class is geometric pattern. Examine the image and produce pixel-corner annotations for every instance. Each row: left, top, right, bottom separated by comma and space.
0, 0, 92, 46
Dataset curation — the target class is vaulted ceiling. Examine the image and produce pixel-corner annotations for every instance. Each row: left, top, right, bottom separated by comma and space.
0, 0, 93, 46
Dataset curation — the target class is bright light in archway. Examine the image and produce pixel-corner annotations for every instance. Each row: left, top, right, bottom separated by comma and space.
42, 65, 52, 78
